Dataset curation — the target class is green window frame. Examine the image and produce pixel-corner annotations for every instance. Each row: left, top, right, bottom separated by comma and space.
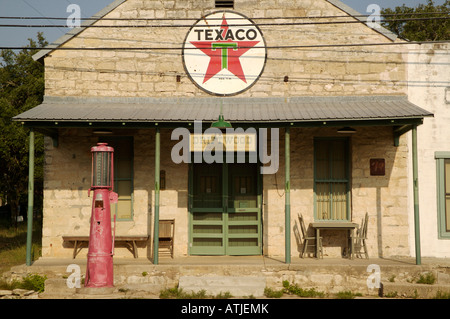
435, 152, 450, 239
99, 136, 134, 221
314, 138, 351, 221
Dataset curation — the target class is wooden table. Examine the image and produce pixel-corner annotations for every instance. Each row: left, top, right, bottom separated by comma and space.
310, 222, 359, 259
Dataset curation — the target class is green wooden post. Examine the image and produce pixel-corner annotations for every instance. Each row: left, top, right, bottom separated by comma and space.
26, 128, 35, 266
153, 127, 160, 265
285, 127, 291, 264
412, 125, 421, 265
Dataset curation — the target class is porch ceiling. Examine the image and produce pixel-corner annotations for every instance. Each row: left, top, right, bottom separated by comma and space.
13, 95, 432, 128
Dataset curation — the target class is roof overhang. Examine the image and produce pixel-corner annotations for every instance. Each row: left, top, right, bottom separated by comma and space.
14, 95, 432, 131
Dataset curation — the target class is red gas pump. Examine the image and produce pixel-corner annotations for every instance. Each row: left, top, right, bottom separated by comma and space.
85, 143, 118, 288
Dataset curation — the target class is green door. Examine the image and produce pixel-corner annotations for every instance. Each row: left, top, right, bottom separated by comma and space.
189, 162, 262, 255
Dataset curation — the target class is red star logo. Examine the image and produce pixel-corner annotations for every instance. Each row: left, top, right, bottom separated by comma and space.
190, 16, 259, 84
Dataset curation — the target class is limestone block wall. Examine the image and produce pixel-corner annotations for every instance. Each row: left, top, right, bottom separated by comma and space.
43, 0, 407, 98
42, 128, 189, 258
263, 126, 410, 258
42, 125, 409, 258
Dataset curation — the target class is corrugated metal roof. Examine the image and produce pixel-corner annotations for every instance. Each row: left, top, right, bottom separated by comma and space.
13, 96, 432, 124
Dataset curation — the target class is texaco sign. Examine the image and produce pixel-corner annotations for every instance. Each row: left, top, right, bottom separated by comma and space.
182, 11, 267, 96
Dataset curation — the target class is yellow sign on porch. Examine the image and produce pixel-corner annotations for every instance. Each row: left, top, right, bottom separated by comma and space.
189, 133, 257, 152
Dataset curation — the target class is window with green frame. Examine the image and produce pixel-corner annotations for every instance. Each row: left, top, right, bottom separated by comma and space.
435, 152, 450, 239
99, 136, 134, 221
314, 138, 350, 221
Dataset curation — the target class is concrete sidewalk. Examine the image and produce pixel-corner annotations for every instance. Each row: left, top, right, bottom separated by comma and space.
3, 256, 450, 299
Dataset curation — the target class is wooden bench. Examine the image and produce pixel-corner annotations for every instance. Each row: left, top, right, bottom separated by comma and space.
63, 236, 149, 259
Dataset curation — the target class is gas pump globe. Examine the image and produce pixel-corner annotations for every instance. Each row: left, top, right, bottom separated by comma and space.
85, 143, 118, 288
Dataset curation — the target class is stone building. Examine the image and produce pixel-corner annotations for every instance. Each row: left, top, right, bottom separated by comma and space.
14, 0, 433, 262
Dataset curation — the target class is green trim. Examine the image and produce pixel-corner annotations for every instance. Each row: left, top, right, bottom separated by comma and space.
154, 128, 160, 264
26, 128, 35, 266
189, 160, 262, 256
22, 117, 425, 130
285, 127, 291, 264
435, 152, 450, 159
99, 136, 134, 221
412, 126, 421, 265
436, 153, 450, 239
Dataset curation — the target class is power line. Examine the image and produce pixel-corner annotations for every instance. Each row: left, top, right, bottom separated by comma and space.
0, 11, 448, 21
1, 40, 449, 51
20, 0, 67, 34
0, 16, 448, 28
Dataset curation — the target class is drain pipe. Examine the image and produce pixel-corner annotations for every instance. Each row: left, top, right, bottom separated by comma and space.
26, 128, 35, 266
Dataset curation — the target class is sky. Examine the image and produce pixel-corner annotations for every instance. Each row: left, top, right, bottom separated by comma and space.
0, 0, 447, 48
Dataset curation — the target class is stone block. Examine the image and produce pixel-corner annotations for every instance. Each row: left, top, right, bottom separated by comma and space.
179, 276, 266, 297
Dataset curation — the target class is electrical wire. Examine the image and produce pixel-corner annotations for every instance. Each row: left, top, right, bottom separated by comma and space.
0, 11, 448, 21
1, 40, 449, 51
0, 16, 448, 28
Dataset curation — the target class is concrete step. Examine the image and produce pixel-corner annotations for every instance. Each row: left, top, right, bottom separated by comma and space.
381, 282, 450, 298
437, 271, 450, 285
44, 278, 77, 295
178, 275, 266, 297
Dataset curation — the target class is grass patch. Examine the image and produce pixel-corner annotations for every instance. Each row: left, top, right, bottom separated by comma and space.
335, 290, 362, 299
434, 291, 450, 299
416, 272, 436, 285
384, 291, 398, 298
159, 287, 233, 299
282, 280, 325, 298
0, 273, 47, 293
0, 219, 42, 275
264, 287, 284, 298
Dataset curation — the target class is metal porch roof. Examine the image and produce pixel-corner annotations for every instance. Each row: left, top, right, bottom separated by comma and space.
13, 95, 432, 125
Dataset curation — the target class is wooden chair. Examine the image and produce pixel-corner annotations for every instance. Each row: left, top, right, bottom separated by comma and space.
298, 214, 322, 258
352, 212, 369, 259
159, 219, 175, 258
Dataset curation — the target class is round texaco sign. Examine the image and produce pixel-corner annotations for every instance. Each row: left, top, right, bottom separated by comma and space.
182, 11, 267, 96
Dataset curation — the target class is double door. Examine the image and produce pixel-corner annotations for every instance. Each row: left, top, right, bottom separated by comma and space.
189, 162, 262, 255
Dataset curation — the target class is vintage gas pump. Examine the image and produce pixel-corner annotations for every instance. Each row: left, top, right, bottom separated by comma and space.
85, 143, 118, 288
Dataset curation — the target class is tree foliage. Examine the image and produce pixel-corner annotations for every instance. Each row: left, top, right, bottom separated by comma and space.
381, 0, 450, 41
0, 33, 47, 224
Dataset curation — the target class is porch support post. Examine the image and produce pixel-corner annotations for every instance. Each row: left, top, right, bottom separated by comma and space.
26, 128, 35, 266
412, 125, 421, 265
285, 127, 291, 264
153, 127, 160, 265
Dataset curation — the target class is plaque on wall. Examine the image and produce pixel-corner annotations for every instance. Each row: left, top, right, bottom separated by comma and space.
370, 158, 385, 176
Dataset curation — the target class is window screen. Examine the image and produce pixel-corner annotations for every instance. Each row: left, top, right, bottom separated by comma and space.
314, 138, 350, 221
